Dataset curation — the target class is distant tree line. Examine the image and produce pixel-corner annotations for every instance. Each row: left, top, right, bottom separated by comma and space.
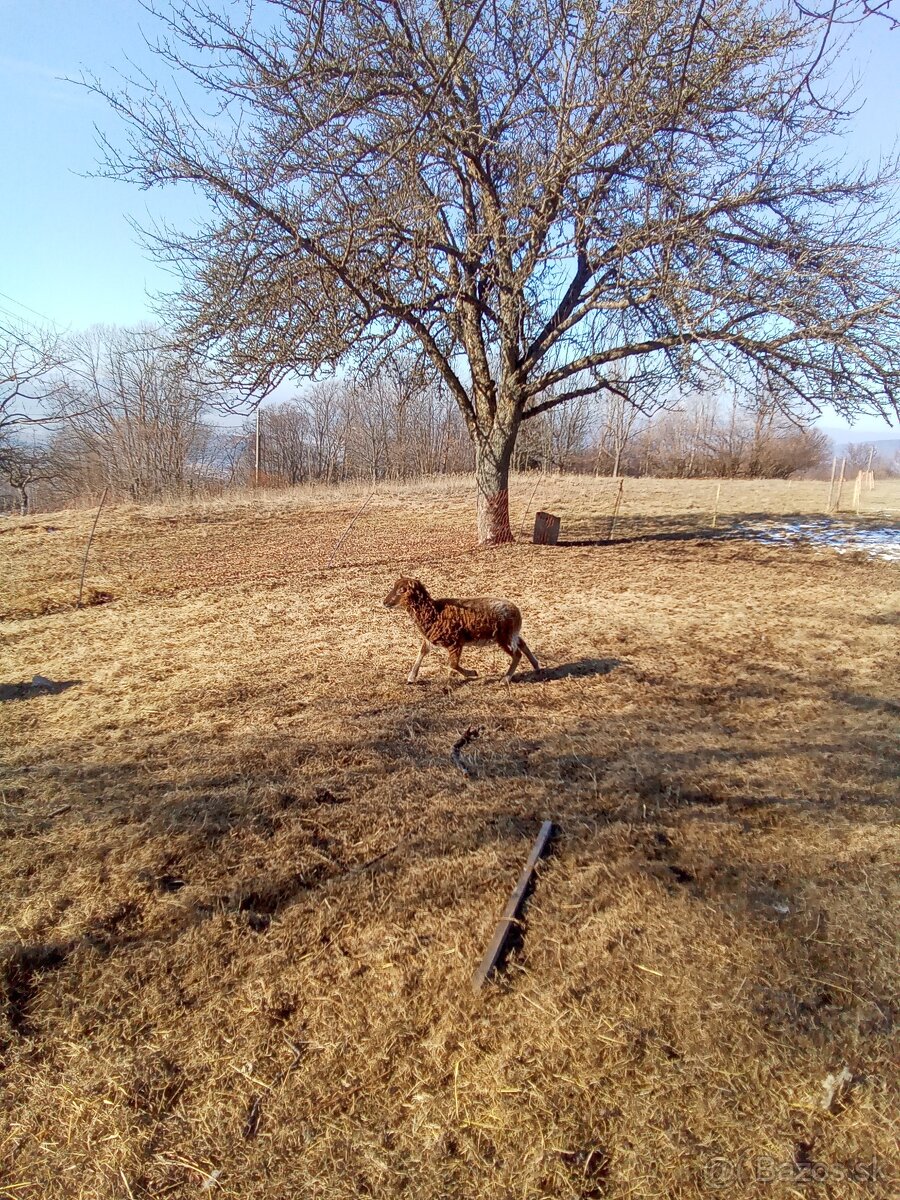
244, 361, 473, 488
1, 321, 897, 515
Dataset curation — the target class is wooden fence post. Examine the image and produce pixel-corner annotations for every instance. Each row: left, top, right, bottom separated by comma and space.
852, 470, 862, 516
833, 458, 846, 513
826, 456, 837, 513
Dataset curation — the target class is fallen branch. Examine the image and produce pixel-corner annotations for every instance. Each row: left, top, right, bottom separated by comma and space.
451, 725, 484, 778
343, 843, 401, 876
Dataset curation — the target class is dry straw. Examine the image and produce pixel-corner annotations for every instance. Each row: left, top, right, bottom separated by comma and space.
1, 476, 898, 1199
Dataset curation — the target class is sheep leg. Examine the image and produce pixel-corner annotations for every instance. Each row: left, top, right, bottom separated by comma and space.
519, 638, 540, 671
501, 646, 523, 682
407, 640, 430, 684
448, 646, 477, 679
500, 634, 539, 682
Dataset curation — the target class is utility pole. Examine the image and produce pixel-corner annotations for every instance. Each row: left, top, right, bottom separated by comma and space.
255, 408, 261, 487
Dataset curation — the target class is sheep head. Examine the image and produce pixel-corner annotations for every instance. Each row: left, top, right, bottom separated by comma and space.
383, 577, 426, 609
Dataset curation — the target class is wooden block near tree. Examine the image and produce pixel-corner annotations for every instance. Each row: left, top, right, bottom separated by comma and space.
533, 511, 561, 545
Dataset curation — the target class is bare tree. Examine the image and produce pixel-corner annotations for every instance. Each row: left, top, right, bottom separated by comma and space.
248, 362, 472, 485
0, 321, 65, 442
2, 439, 54, 516
88, 0, 900, 542
633, 391, 830, 478
763, 424, 832, 478
844, 441, 880, 473
56, 325, 212, 501
303, 382, 350, 483
595, 390, 644, 479
256, 400, 309, 485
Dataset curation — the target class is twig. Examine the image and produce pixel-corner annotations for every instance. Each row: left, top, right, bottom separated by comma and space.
45, 804, 72, 819
451, 725, 484, 778
608, 478, 625, 540
76, 486, 109, 609
343, 843, 401, 876
243, 1095, 262, 1140
517, 471, 544, 540
325, 488, 375, 567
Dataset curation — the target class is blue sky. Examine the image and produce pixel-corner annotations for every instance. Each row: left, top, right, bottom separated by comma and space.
0, 0, 898, 433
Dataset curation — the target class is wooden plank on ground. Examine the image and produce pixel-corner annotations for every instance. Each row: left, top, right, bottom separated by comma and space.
472, 820, 555, 992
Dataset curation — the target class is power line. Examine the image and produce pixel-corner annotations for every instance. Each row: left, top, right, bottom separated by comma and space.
0, 313, 258, 431
0, 297, 176, 359
0, 292, 265, 425
0, 290, 63, 331
0, 312, 134, 409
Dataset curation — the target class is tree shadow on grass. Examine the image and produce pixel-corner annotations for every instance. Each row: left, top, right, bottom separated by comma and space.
554, 511, 736, 547
831, 688, 900, 717
0, 679, 81, 703
555, 509, 900, 552
555, 510, 853, 549
2, 677, 896, 1050
560, 529, 719, 548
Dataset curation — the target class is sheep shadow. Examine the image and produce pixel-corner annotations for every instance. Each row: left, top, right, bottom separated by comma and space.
516, 657, 625, 683
0, 679, 81, 703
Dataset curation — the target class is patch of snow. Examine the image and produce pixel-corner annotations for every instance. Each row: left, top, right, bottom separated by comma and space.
732, 518, 900, 562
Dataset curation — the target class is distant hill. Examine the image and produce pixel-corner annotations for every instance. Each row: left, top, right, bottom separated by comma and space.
818, 429, 900, 457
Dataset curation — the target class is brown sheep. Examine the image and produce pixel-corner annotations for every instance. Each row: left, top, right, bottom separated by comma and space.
383, 577, 540, 683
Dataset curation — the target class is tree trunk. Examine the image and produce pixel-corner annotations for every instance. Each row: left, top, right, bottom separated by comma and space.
18, 486, 29, 517
474, 427, 515, 545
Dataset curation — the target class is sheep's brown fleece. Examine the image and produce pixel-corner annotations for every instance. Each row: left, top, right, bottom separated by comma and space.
383, 577, 539, 681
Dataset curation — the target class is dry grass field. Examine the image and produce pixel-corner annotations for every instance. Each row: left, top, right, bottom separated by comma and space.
1, 475, 898, 1199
